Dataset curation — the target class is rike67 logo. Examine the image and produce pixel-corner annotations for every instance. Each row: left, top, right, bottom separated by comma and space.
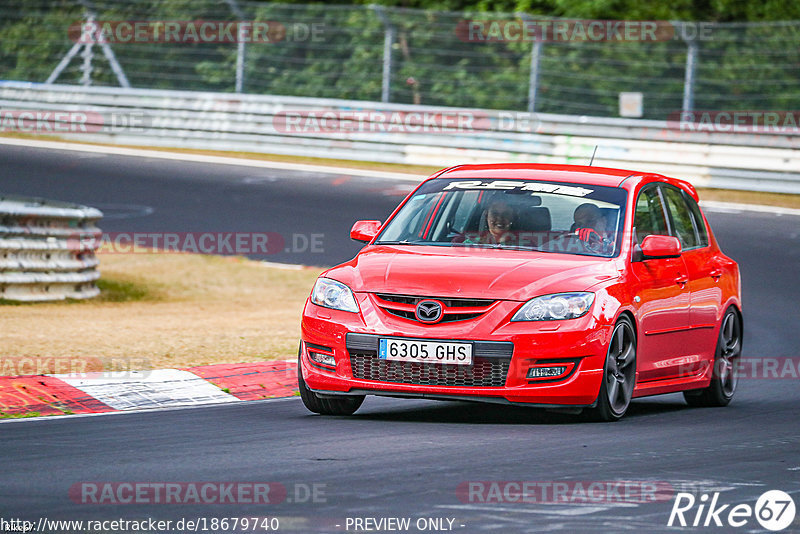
668, 490, 796, 531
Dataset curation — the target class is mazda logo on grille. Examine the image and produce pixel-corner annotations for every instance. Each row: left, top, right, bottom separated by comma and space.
415, 300, 443, 323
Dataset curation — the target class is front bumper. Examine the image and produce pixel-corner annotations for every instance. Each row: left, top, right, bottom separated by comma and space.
300, 294, 612, 406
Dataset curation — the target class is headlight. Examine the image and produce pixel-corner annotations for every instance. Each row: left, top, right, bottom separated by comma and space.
310, 278, 359, 313
511, 292, 594, 321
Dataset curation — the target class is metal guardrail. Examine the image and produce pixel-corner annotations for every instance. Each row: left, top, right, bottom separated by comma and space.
0, 195, 102, 301
1, 81, 799, 194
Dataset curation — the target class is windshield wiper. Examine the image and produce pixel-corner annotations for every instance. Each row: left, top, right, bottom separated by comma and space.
450, 242, 543, 251
497, 245, 542, 251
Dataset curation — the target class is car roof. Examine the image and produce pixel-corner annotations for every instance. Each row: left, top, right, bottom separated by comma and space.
434, 163, 699, 200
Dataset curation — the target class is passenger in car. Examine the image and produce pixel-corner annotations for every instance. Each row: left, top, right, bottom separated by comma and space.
484, 200, 517, 244
461, 199, 519, 245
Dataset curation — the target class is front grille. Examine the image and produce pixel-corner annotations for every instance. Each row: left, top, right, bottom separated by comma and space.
376, 294, 495, 308
373, 293, 496, 324
346, 334, 513, 388
382, 308, 483, 322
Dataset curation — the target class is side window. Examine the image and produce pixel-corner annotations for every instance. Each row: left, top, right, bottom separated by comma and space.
682, 191, 709, 247
663, 186, 699, 249
451, 191, 480, 232
377, 193, 434, 242
634, 185, 667, 243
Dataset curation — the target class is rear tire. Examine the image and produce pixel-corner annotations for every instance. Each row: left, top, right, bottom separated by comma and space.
684, 307, 741, 407
297, 345, 364, 416
586, 316, 637, 422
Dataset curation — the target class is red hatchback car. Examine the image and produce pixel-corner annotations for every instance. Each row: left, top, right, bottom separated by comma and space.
298, 164, 742, 421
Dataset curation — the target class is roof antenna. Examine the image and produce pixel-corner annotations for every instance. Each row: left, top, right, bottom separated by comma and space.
588, 145, 598, 166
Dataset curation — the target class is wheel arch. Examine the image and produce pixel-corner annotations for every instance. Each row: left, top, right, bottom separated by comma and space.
723, 300, 744, 345
616, 309, 638, 338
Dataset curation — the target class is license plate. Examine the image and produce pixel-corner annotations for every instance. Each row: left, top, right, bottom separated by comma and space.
378, 339, 472, 365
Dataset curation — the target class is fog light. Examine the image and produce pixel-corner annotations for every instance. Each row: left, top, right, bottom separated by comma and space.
309, 351, 336, 367
527, 366, 567, 379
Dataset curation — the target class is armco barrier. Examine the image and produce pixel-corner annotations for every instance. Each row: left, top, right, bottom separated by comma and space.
0, 81, 799, 193
0, 196, 102, 301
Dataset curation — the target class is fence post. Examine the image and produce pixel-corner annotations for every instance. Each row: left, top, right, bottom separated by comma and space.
372, 5, 394, 103
80, 16, 95, 86
528, 41, 542, 113
681, 24, 698, 113
235, 31, 246, 93
224, 0, 246, 93
518, 14, 542, 113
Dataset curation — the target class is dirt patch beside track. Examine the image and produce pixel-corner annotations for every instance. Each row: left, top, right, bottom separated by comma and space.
0, 249, 322, 373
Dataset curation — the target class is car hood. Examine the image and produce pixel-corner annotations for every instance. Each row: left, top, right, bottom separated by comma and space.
324, 245, 619, 301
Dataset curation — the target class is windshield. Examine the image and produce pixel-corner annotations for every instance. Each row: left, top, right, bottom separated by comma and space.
375, 178, 628, 257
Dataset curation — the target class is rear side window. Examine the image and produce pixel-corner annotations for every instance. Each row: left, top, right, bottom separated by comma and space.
682, 191, 710, 247
662, 186, 699, 249
634, 185, 667, 243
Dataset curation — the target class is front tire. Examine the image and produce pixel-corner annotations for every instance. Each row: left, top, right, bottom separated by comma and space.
297, 346, 364, 416
587, 316, 637, 422
684, 307, 742, 407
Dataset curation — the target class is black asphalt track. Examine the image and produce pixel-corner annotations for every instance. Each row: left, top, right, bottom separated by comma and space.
1, 143, 798, 533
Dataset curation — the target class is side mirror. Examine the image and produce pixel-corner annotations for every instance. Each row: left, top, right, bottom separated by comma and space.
350, 220, 381, 243
639, 235, 682, 259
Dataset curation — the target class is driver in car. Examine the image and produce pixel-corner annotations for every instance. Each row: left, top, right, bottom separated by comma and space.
572, 203, 613, 252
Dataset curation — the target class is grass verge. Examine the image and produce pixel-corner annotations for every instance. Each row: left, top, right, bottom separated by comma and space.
0, 411, 42, 419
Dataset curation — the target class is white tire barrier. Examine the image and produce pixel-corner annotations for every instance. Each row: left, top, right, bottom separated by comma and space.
0, 196, 102, 301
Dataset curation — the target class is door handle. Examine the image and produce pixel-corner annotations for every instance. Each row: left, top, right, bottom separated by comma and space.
709, 269, 723, 281
675, 274, 689, 287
